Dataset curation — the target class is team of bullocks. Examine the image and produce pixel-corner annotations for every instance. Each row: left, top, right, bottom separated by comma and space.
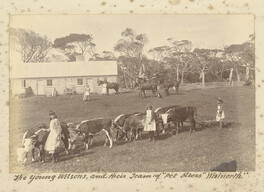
17, 98, 225, 163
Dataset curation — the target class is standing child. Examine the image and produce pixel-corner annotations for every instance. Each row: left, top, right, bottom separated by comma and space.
45, 111, 63, 163
144, 104, 156, 141
216, 97, 225, 129
83, 84, 90, 101
102, 83, 107, 95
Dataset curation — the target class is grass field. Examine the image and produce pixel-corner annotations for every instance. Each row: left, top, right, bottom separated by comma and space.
9, 86, 255, 173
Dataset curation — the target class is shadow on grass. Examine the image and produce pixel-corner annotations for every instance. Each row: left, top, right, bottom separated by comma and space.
211, 160, 237, 172
224, 122, 241, 128
165, 92, 185, 96
139, 95, 158, 99
155, 133, 173, 140
113, 140, 130, 146
119, 90, 133, 95
59, 150, 95, 162
83, 98, 99, 101
197, 121, 241, 130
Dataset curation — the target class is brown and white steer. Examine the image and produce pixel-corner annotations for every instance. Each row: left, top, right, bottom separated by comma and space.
76, 118, 113, 150
155, 105, 181, 133
17, 124, 49, 163
162, 106, 197, 134
17, 122, 70, 163
113, 112, 140, 141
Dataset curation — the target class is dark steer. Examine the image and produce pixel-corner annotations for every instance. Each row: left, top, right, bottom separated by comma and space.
155, 105, 181, 133
162, 81, 180, 96
138, 83, 158, 98
113, 112, 140, 141
76, 118, 113, 150
118, 113, 146, 142
17, 122, 70, 163
162, 106, 197, 134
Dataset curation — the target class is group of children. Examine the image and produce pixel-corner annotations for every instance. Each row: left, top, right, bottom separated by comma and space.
82, 83, 108, 101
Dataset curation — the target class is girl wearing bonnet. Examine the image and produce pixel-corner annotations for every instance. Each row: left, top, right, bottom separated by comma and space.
144, 104, 156, 141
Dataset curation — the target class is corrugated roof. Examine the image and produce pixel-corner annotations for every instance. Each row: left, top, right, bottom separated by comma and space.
10, 61, 118, 79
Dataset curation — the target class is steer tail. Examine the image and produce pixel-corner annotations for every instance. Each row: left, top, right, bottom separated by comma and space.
110, 119, 114, 136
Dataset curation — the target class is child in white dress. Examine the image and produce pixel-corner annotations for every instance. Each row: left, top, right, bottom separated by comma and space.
45, 111, 63, 163
83, 84, 90, 101
216, 98, 225, 129
102, 83, 107, 95
144, 104, 156, 141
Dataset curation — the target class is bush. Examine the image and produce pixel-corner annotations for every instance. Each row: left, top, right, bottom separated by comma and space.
185, 72, 200, 83
243, 80, 252, 86
205, 72, 218, 82
25, 86, 34, 97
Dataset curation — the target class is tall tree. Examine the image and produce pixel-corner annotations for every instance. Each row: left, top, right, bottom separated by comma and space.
10, 28, 52, 63
193, 48, 214, 86
224, 39, 254, 84
178, 40, 193, 84
166, 39, 193, 81
89, 51, 116, 61
209, 50, 232, 81
148, 46, 168, 62
179, 52, 194, 84
114, 28, 148, 87
53, 33, 96, 62
243, 34, 255, 80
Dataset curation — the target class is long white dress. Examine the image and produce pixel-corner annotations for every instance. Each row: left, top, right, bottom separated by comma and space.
216, 104, 225, 122
44, 119, 63, 153
83, 87, 90, 100
102, 84, 107, 95
144, 110, 156, 131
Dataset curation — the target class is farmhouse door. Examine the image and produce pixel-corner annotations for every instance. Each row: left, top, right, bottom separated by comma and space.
86, 78, 94, 93
37, 80, 45, 95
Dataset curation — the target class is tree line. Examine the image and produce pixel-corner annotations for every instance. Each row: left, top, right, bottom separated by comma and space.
10, 28, 254, 88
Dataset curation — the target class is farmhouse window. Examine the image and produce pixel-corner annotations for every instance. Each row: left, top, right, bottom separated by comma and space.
21, 80, 26, 88
47, 79, 53, 86
77, 78, 83, 85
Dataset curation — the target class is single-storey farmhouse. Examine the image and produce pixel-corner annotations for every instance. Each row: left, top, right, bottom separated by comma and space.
10, 60, 118, 96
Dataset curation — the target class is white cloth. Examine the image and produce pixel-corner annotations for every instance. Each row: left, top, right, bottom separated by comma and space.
216, 105, 225, 122
44, 119, 63, 153
144, 110, 156, 131
102, 84, 107, 95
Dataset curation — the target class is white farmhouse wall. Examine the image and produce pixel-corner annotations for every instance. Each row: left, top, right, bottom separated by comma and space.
11, 75, 118, 96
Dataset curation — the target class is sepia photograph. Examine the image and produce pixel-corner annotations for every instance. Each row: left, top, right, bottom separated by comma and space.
9, 14, 255, 173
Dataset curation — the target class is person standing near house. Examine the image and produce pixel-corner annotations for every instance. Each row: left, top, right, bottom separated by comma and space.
45, 111, 63, 163
83, 84, 90, 101
144, 104, 157, 141
102, 83, 107, 95
216, 97, 225, 129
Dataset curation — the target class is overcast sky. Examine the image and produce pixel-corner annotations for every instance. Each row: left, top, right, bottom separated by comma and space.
10, 14, 254, 59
